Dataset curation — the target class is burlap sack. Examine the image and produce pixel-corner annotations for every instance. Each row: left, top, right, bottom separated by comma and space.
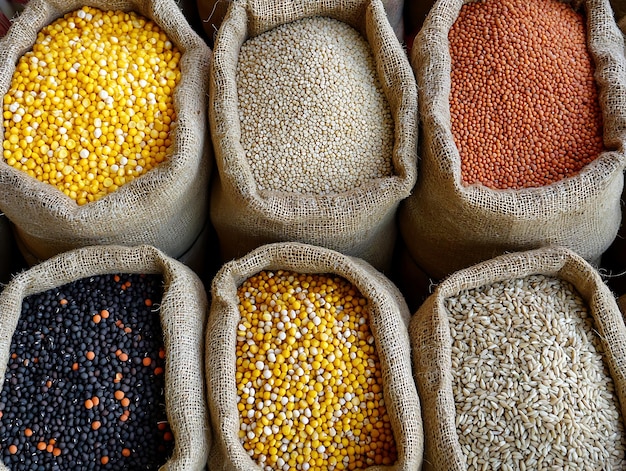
209, 0, 417, 272
410, 246, 626, 470
197, 0, 405, 45
399, 0, 626, 280
206, 241, 423, 470
0, 244, 210, 471
0, 0, 212, 264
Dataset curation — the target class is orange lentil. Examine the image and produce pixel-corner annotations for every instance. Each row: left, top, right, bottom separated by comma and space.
145, 298, 153, 307
92, 314, 102, 324
84, 399, 94, 409
92, 396, 100, 407
52, 447, 62, 457
121, 397, 130, 407
163, 431, 173, 441
449, 0, 603, 189
100, 309, 110, 319
24, 428, 33, 437
114, 390, 125, 401
37, 442, 46, 451
122, 448, 132, 457
8, 444, 17, 454
120, 412, 130, 422
113, 275, 121, 283
86, 351, 95, 361
59, 299, 68, 305
72, 362, 79, 371
154, 367, 164, 375
142, 357, 152, 367
91, 421, 101, 431
119, 352, 129, 362
46, 443, 54, 453
158, 348, 165, 359
101, 456, 109, 465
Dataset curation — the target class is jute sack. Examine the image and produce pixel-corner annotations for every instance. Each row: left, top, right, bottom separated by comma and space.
197, 0, 405, 44
399, 0, 626, 280
206, 242, 423, 470
0, 244, 210, 471
209, 0, 417, 272
411, 246, 626, 470
0, 0, 212, 264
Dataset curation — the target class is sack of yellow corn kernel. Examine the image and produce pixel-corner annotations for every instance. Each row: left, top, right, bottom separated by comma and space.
209, 0, 417, 272
197, 0, 405, 46
0, 244, 210, 470
206, 241, 424, 471
0, 0, 212, 265
399, 0, 626, 280
411, 246, 626, 470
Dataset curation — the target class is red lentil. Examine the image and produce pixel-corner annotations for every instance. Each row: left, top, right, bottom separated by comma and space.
449, 0, 604, 189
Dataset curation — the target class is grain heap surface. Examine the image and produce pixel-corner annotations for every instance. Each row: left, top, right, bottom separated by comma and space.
449, 0, 604, 189
445, 275, 626, 469
2, 6, 181, 205
236, 16, 394, 195
0, 273, 173, 470
235, 270, 397, 470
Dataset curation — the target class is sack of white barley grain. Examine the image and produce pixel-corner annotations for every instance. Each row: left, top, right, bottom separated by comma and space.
411, 246, 626, 470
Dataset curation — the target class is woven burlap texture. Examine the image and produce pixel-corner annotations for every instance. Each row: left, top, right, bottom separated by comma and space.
205, 241, 423, 471
198, 0, 405, 41
0, 244, 210, 471
209, 0, 417, 272
0, 0, 212, 264
410, 246, 626, 471
399, 0, 626, 280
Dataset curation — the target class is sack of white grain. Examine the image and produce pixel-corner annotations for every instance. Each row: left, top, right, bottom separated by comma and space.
206, 241, 423, 470
0, 0, 212, 265
0, 244, 210, 470
197, 0, 405, 45
411, 246, 626, 470
209, 0, 417, 272
399, 0, 626, 280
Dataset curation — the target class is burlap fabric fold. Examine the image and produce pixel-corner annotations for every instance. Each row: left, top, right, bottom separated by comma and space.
206, 241, 423, 470
0, 244, 210, 471
410, 246, 626, 470
0, 0, 212, 264
209, 0, 417, 272
399, 0, 626, 280
198, 0, 405, 44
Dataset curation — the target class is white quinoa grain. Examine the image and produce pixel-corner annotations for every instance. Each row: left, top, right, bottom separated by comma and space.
236, 16, 394, 195
445, 275, 626, 470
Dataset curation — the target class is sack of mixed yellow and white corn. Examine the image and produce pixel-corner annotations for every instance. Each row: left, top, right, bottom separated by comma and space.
400, 0, 626, 280
0, 0, 212, 265
411, 246, 626, 470
209, 0, 417, 272
0, 244, 210, 470
206, 242, 423, 470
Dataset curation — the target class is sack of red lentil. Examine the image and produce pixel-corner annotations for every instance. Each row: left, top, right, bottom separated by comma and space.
209, 0, 417, 272
399, 0, 626, 280
197, 0, 405, 45
206, 241, 423, 470
411, 246, 626, 470
0, 244, 209, 470
0, 0, 212, 265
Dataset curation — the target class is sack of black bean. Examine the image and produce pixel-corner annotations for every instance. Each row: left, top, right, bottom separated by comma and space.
411, 246, 626, 470
0, 244, 209, 470
0, 0, 212, 265
209, 0, 417, 272
206, 241, 423, 470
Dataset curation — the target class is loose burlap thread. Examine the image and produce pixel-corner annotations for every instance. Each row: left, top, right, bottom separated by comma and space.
410, 246, 626, 470
0, 244, 210, 471
399, 0, 626, 280
209, 0, 417, 272
0, 0, 212, 264
205, 242, 423, 471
